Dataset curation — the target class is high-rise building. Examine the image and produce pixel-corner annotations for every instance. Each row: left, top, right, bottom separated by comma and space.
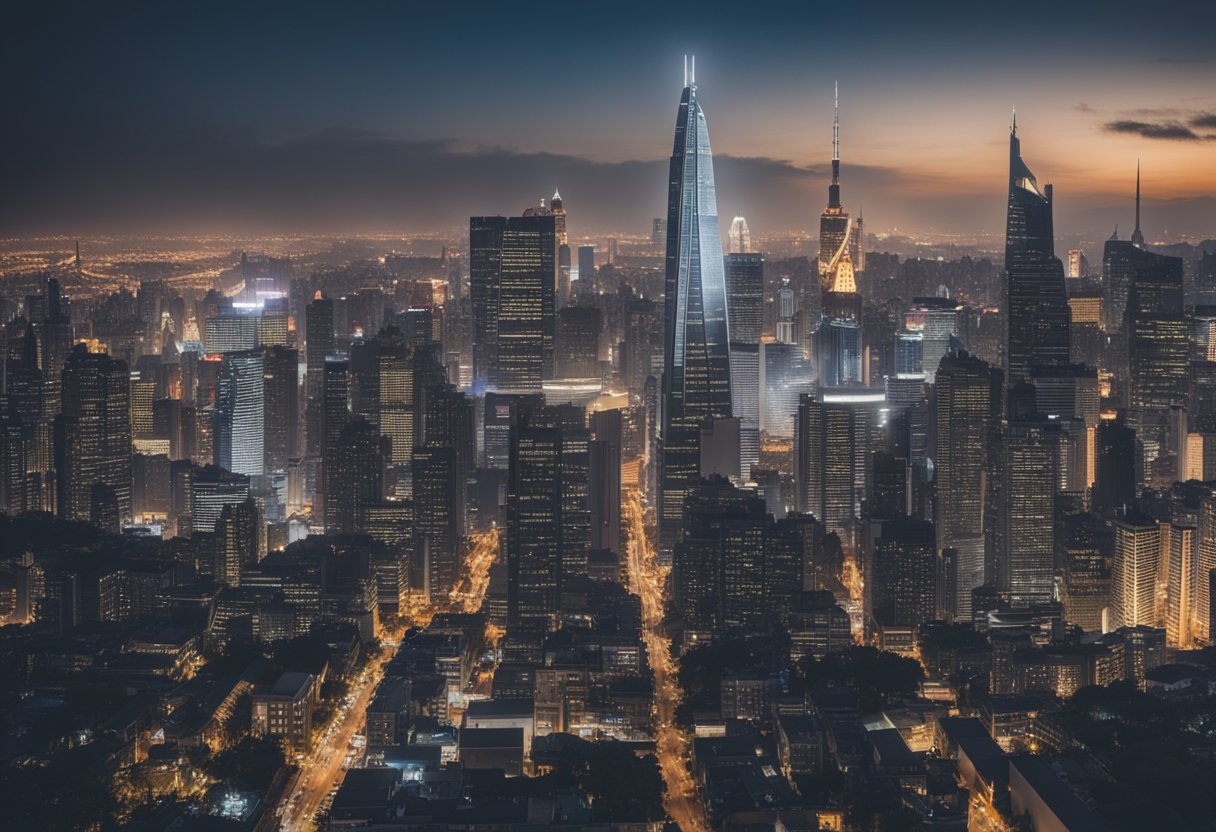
328, 419, 389, 535
761, 341, 813, 437
551, 190, 571, 306
817, 86, 865, 390
1000, 419, 1058, 605
728, 216, 751, 254
651, 218, 667, 247
262, 345, 299, 473
1127, 254, 1187, 411
56, 345, 132, 525
413, 372, 474, 601
1060, 513, 1109, 633
589, 409, 622, 557
659, 62, 733, 557
304, 294, 335, 455
214, 350, 264, 477
321, 358, 350, 530
672, 477, 769, 634
904, 297, 962, 383
725, 253, 763, 478
577, 245, 595, 287
1094, 416, 1137, 514
1004, 116, 1069, 383
1163, 521, 1196, 646
795, 390, 883, 532
506, 409, 563, 626
469, 212, 557, 391
818, 83, 863, 289
215, 498, 259, 587
190, 465, 251, 533
872, 517, 937, 629
556, 305, 601, 378
934, 350, 998, 616
1112, 512, 1160, 630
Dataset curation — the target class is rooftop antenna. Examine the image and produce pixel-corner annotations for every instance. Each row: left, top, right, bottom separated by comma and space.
691, 54, 696, 85
833, 81, 840, 164
684, 55, 688, 87
1011, 108, 1017, 134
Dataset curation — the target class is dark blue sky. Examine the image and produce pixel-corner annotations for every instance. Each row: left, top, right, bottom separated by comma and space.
4, 1, 1215, 238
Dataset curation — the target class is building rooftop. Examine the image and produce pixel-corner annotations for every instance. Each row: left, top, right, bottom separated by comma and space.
458, 727, 524, 749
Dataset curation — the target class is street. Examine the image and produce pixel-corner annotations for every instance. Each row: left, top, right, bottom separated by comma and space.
277, 527, 501, 831
623, 483, 710, 832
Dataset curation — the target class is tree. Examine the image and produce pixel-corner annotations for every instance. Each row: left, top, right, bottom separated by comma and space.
796, 646, 923, 713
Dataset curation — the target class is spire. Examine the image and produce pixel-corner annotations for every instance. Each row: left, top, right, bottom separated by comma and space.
1011, 108, 1017, 135
553, 187, 562, 202
833, 81, 840, 164
1131, 160, 1144, 247
828, 82, 841, 209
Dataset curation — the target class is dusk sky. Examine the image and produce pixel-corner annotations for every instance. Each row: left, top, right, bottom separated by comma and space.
4, 0, 1215, 240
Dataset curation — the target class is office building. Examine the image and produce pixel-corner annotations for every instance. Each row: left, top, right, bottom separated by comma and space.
659, 63, 733, 557
1112, 512, 1160, 630
1004, 116, 1069, 382
56, 345, 133, 525
213, 350, 264, 477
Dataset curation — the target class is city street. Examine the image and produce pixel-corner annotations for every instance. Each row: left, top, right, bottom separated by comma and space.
278, 528, 501, 831
623, 483, 709, 832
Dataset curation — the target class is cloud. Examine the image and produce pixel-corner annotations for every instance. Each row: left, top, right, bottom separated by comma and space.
0, 125, 914, 236
1191, 113, 1216, 129
1103, 119, 1210, 141
1075, 102, 1095, 113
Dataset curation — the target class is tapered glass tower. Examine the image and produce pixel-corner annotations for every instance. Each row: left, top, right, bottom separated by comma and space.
1005, 115, 1069, 382
660, 59, 733, 558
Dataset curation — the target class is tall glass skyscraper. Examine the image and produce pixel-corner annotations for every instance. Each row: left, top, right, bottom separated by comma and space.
660, 61, 733, 557
1005, 117, 1070, 383
214, 350, 264, 477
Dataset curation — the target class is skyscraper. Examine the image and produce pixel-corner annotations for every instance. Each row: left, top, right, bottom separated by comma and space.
818, 83, 863, 288
56, 345, 132, 525
305, 294, 335, 455
262, 345, 299, 473
817, 85, 864, 389
1000, 420, 1059, 605
214, 350, 264, 477
1004, 116, 1070, 382
872, 517, 938, 629
551, 190, 571, 306
1127, 254, 1187, 411
321, 358, 350, 530
934, 350, 998, 616
1112, 512, 1160, 630
728, 216, 751, 254
725, 252, 763, 478
589, 408, 622, 557
469, 212, 557, 391
795, 390, 883, 532
659, 60, 733, 556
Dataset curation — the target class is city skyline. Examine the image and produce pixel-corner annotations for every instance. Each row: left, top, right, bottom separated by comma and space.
3, 2, 1215, 239
4, 5, 1216, 831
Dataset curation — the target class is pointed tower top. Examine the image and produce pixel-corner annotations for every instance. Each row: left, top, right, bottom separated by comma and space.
833, 81, 840, 163
553, 188, 562, 202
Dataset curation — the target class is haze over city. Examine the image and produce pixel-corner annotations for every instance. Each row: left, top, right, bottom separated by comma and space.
4, 1, 1215, 239
3, 3, 1216, 832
